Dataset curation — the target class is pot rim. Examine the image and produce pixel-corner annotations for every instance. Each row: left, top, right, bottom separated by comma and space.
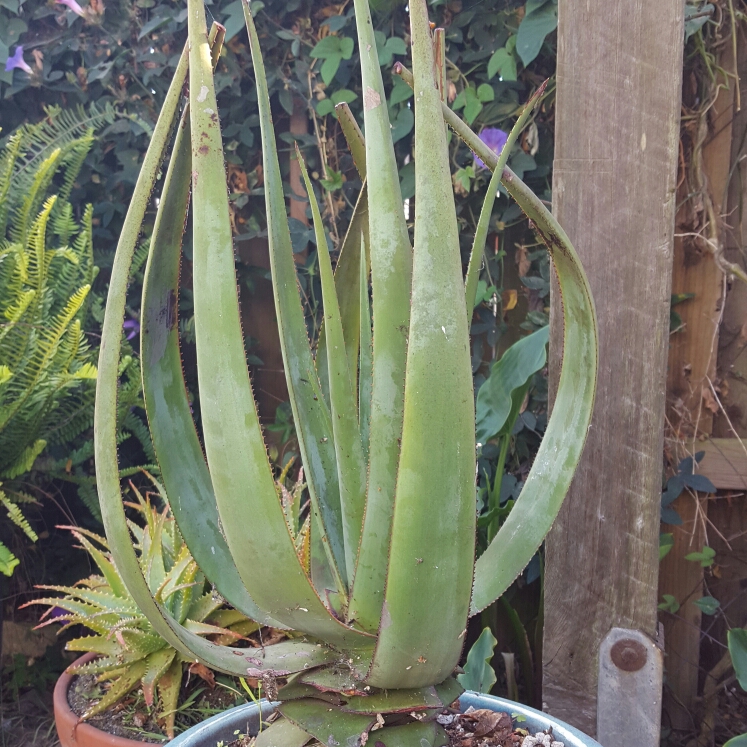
168, 693, 603, 747
54, 651, 163, 747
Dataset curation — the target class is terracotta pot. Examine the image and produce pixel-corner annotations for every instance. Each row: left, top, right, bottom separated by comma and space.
54, 652, 159, 747
168, 693, 603, 747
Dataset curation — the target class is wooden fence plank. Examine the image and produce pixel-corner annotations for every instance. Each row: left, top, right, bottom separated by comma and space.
658, 36, 736, 728
544, 1, 684, 736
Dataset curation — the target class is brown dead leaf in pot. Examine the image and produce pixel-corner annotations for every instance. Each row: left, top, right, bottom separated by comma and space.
189, 662, 216, 688
467, 709, 513, 739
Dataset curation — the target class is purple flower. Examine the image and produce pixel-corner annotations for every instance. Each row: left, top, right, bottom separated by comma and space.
123, 319, 140, 341
474, 127, 508, 169
55, 0, 85, 16
5, 47, 33, 75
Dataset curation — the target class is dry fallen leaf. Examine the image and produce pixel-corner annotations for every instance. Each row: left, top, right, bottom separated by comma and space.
189, 662, 215, 688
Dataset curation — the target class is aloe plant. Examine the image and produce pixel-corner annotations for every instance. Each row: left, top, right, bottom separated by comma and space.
94, 2, 598, 745
24, 485, 258, 739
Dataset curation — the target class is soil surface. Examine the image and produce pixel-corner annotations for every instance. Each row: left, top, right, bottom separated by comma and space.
67, 671, 245, 743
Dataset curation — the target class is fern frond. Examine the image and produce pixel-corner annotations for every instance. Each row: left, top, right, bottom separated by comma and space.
1, 440, 47, 481
0, 540, 19, 577
0, 486, 38, 541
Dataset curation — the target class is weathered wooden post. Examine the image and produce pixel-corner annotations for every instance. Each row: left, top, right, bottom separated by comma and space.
543, 1, 685, 743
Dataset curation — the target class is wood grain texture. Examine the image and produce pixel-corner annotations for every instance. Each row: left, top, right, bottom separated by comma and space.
714, 32, 747, 439
544, 0, 684, 735
698, 438, 747, 490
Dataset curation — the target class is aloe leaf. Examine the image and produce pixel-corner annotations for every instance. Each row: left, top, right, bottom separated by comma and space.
81, 659, 148, 721
157, 655, 182, 740
241, 2, 350, 597
367, 721, 448, 747
461, 150, 597, 617
140, 88, 281, 627
392, 65, 598, 616
335, 103, 366, 180
368, 0, 475, 690
464, 81, 546, 314
278, 698, 376, 745
315, 184, 369, 410
141, 648, 176, 707
93, 31, 365, 672
342, 685, 441, 713
359, 233, 372, 458
255, 718, 313, 747
297, 148, 366, 577
347, 0, 412, 631
190, 0, 368, 645
69, 531, 128, 599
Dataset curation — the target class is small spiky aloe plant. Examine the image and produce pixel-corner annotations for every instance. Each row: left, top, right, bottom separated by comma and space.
24, 487, 259, 739
95, 3, 598, 746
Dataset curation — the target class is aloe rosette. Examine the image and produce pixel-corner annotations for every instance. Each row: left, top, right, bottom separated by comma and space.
24, 487, 259, 739
94, 1, 598, 745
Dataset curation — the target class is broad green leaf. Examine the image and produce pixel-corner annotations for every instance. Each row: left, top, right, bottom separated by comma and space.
140, 104, 279, 626
348, 0, 413, 632
487, 47, 517, 81
475, 326, 549, 444
729, 628, 747, 691
659, 533, 674, 561
685, 546, 716, 567
725, 737, 747, 747
370, 0, 474, 689
694, 596, 720, 616
243, 1, 350, 599
457, 627, 498, 693
658, 594, 680, 614
515, 0, 557, 66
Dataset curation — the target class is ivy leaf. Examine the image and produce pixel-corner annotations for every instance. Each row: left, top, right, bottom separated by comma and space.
321, 15, 349, 33
680, 472, 716, 493
684, 3, 714, 41
390, 75, 413, 106
516, 0, 558, 67
399, 161, 415, 200
659, 533, 674, 561
477, 84, 495, 103
729, 628, 747, 691
377, 35, 407, 67
390, 106, 414, 144
476, 325, 549, 443
685, 546, 716, 567
310, 36, 355, 85
694, 596, 719, 615
457, 627, 497, 693
487, 47, 518, 82
658, 594, 680, 614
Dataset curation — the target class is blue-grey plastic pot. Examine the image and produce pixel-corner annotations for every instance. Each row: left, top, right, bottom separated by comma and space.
168, 693, 601, 747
